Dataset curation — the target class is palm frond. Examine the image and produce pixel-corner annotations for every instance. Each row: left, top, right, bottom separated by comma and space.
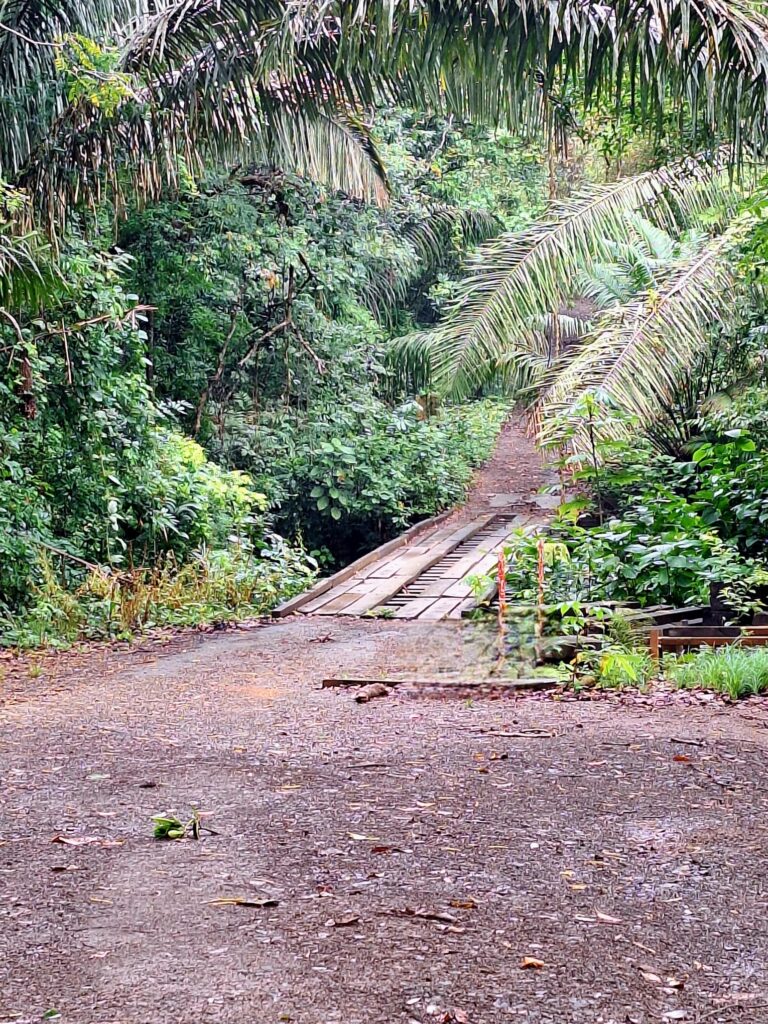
390, 157, 733, 398
577, 263, 637, 309
261, 107, 389, 206
121, 0, 768, 152
0, 229, 52, 307
0, 0, 149, 175
536, 230, 740, 450
336, 0, 768, 146
362, 204, 501, 320
17, 65, 391, 231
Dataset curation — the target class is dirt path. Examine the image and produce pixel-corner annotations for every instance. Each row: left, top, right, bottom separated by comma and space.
450, 412, 559, 521
3, 617, 768, 1024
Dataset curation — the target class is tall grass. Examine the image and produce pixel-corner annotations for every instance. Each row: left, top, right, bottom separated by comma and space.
666, 645, 768, 699
0, 539, 315, 649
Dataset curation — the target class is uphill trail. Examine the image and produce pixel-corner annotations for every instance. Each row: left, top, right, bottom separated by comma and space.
3, 416, 768, 1024
280, 414, 560, 621
445, 411, 559, 521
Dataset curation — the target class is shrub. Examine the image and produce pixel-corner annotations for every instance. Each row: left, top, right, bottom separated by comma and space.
224, 394, 507, 563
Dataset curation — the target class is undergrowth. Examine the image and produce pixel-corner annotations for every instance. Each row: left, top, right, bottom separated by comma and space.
666, 645, 768, 699
0, 538, 315, 649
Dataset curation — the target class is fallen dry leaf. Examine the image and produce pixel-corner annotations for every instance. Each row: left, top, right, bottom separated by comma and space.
390, 907, 458, 924
324, 914, 360, 928
50, 836, 123, 848
673, 754, 692, 763
348, 832, 380, 842
665, 976, 686, 990
355, 683, 391, 704
208, 897, 279, 908
449, 898, 477, 909
595, 910, 622, 924
520, 957, 545, 970
440, 1010, 468, 1024
371, 845, 404, 855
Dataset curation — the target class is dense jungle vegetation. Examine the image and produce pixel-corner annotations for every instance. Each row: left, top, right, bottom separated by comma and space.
4, 0, 768, 649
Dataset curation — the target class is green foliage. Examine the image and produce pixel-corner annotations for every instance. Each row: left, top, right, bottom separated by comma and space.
228, 396, 506, 560
667, 646, 768, 699
0, 113, 520, 644
501, 418, 768, 611
0, 234, 314, 641
120, 116, 521, 562
0, 537, 314, 648
570, 644, 654, 691
152, 814, 189, 841
54, 35, 134, 115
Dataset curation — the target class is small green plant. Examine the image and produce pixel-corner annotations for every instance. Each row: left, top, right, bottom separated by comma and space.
666, 644, 768, 699
152, 809, 202, 841
596, 647, 654, 689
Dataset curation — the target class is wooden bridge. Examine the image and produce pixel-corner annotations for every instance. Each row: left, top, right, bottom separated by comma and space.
275, 500, 554, 621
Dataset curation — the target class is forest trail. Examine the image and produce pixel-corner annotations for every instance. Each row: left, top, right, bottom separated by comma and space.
5, 415, 767, 1024
281, 415, 560, 620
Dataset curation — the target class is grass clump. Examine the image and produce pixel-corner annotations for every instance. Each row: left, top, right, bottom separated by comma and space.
666, 644, 768, 699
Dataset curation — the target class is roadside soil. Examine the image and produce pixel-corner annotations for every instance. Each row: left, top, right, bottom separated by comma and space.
3, 616, 768, 1024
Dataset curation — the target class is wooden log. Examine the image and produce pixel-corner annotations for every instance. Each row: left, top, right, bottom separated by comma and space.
321, 676, 559, 691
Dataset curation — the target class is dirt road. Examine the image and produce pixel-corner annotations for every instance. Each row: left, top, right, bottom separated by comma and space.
3, 617, 768, 1024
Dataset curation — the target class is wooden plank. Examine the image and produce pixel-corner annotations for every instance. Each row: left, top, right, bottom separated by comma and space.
379, 516, 496, 579
660, 635, 768, 649
300, 588, 355, 614
449, 598, 479, 619
338, 575, 414, 616
656, 633, 768, 663
273, 508, 453, 616
391, 597, 438, 619
310, 591, 364, 615
649, 628, 660, 663
345, 517, 498, 610
660, 625, 768, 637
441, 539, 507, 580
307, 574, 396, 613
417, 597, 463, 621
443, 579, 475, 599
413, 576, 460, 598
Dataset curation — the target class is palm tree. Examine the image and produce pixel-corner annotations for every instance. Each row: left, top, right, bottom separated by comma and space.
3, 0, 768, 355
0, 0, 392, 239
4, 0, 768, 223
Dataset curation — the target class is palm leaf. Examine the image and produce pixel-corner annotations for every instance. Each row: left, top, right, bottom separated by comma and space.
0, 0, 148, 176
17, 69, 390, 231
536, 230, 740, 451
363, 204, 501, 320
0, 228, 52, 307
390, 157, 733, 398
336, 0, 768, 146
